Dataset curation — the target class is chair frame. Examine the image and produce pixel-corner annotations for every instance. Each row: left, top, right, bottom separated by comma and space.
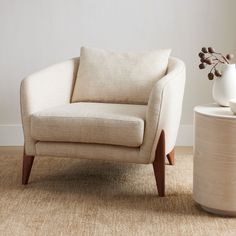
22, 130, 174, 197
20, 56, 185, 197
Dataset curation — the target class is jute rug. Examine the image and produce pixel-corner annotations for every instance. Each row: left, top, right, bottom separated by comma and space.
0, 147, 236, 236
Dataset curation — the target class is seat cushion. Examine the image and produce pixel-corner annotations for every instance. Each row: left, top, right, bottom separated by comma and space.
72, 47, 171, 104
31, 103, 146, 147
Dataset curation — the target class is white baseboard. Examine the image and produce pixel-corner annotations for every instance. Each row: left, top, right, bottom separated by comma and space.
0, 124, 193, 146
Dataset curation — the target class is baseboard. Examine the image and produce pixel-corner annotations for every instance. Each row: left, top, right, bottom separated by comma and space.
0, 124, 193, 146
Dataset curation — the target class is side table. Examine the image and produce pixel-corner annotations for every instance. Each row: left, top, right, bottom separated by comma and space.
193, 104, 236, 216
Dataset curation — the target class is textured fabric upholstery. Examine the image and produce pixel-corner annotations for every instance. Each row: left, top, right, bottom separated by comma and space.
21, 54, 185, 164
31, 103, 146, 147
35, 142, 145, 163
72, 47, 171, 104
20, 58, 79, 155
140, 57, 186, 163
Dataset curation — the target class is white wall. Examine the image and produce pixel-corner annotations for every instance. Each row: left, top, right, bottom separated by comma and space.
0, 0, 236, 145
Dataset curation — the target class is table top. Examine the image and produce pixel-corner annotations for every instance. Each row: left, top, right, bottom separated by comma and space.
194, 103, 236, 119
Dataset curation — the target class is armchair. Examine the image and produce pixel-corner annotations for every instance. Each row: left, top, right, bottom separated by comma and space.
20, 52, 185, 197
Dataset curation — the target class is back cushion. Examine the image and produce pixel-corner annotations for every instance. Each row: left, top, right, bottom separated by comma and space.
72, 47, 171, 104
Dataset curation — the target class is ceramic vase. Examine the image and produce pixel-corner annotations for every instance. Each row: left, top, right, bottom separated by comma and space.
212, 64, 236, 106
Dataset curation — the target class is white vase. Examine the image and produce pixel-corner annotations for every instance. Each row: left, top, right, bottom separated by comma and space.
212, 64, 236, 107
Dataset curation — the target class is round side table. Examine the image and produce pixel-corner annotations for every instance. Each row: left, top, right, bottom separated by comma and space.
193, 104, 236, 216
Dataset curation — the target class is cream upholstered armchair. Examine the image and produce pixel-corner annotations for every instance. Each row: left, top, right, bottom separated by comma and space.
20, 47, 185, 197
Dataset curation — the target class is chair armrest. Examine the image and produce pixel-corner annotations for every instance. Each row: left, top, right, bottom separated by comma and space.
20, 58, 79, 155
141, 57, 186, 163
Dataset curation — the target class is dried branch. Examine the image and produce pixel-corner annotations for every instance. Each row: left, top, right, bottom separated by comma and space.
198, 47, 234, 80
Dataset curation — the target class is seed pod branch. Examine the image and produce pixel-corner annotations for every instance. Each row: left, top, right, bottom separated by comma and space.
222, 55, 230, 64
198, 47, 234, 80
210, 62, 219, 74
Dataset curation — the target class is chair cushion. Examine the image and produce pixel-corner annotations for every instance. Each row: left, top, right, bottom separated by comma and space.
72, 47, 171, 104
31, 103, 146, 147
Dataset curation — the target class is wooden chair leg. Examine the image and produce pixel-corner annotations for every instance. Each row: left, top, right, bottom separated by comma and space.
153, 130, 165, 197
167, 149, 175, 165
22, 148, 35, 185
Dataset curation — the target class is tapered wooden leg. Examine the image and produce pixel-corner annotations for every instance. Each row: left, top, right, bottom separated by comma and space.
153, 130, 165, 197
22, 149, 35, 185
167, 149, 175, 165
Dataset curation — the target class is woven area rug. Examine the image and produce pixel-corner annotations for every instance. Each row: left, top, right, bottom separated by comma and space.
0, 147, 236, 236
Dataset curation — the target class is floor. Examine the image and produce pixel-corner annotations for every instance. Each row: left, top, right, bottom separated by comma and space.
0, 147, 236, 236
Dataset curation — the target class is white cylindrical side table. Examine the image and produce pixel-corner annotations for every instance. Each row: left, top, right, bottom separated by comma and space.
193, 104, 236, 216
